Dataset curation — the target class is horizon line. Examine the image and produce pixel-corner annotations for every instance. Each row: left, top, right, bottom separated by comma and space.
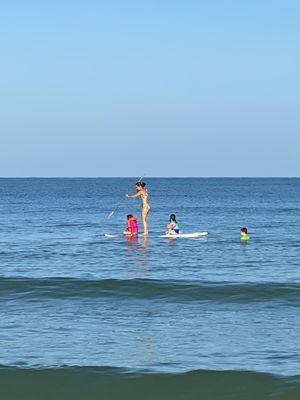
0, 176, 299, 179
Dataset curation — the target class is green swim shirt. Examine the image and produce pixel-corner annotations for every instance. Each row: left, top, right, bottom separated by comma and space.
170, 221, 179, 230
241, 234, 250, 241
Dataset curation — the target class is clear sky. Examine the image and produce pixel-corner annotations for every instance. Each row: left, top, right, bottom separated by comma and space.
1, 0, 299, 177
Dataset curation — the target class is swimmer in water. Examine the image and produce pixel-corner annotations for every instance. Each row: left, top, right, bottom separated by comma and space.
240, 227, 250, 242
126, 182, 150, 236
123, 214, 138, 236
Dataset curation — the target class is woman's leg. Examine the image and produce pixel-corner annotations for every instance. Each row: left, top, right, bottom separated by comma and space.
141, 206, 150, 235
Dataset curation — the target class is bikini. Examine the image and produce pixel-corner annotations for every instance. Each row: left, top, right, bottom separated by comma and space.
141, 189, 150, 212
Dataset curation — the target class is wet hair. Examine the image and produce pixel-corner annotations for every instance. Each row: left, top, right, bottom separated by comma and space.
136, 181, 146, 188
240, 227, 248, 234
170, 214, 177, 223
127, 214, 133, 219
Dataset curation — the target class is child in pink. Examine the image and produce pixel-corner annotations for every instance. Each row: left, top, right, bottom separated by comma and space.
123, 215, 139, 236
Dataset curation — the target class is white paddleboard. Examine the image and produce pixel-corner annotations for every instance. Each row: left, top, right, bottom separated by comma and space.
160, 231, 208, 238
104, 233, 120, 238
104, 232, 209, 239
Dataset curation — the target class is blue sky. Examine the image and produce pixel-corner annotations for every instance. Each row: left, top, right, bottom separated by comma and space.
1, 0, 299, 176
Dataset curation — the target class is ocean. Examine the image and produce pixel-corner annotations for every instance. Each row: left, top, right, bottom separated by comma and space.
0, 178, 299, 399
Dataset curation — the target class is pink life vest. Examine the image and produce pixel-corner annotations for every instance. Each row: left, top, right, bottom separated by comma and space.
129, 218, 138, 234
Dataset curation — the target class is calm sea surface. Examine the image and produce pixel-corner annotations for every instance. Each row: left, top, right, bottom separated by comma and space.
0, 178, 299, 399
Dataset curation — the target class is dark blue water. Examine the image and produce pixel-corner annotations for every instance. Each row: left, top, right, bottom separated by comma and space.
0, 178, 299, 399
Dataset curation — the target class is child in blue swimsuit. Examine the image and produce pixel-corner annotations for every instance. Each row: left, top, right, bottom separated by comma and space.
166, 214, 181, 235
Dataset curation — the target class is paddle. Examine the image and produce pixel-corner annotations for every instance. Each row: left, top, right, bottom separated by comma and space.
107, 175, 144, 219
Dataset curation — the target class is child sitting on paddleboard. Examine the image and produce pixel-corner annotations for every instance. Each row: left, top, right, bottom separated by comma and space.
124, 215, 139, 236
165, 214, 182, 235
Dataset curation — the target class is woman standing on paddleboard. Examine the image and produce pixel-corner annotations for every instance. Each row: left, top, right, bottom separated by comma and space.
126, 182, 150, 236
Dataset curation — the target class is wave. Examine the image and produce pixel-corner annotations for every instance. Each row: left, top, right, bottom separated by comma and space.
1, 277, 300, 303
0, 366, 299, 400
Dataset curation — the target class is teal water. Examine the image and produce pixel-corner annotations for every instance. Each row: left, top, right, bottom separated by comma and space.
0, 178, 299, 399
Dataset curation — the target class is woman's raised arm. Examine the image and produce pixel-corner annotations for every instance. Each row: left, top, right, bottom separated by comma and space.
126, 190, 141, 199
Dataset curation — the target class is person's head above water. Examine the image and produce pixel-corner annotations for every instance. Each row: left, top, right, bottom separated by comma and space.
127, 214, 133, 220
240, 227, 250, 241
169, 214, 177, 223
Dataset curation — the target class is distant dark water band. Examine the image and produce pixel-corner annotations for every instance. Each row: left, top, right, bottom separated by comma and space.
0, 366, 299, 400
1, 277, 300, 303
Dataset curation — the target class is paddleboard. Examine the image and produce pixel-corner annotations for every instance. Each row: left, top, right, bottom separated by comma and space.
104, 232, 209, 239
104, 234, 120, 238
160, 231, 208, 238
